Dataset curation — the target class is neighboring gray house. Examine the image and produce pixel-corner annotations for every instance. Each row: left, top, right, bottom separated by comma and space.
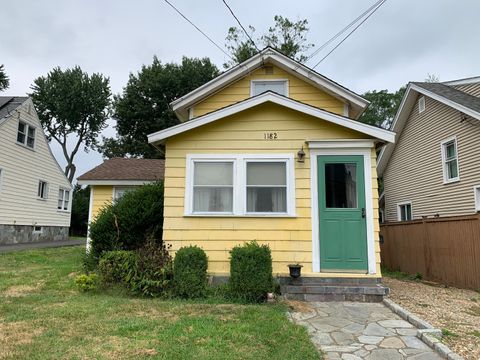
378, 77, 480, 222
0, 97, 72, 244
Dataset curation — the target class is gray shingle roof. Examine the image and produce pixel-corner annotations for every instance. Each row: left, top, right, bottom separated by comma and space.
0, 96, 28, 120
412, 82, 480, 114
77, 158, 165, 181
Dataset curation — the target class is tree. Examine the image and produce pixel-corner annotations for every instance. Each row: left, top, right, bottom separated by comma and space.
425, 73, 440, 83
224, 15, 314, 68
359, 87, 406, 129
0, 64, 9, 91
30, 66, 111, 182
100, 57, 219, 159
70, 184, 90, 237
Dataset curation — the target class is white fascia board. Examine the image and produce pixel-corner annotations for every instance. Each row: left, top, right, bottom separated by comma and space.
443, 76, 480, 86
77, 180, 154, 186
148, 92, 395, 145
307, 139, 376, 149
170, 48, 369, 117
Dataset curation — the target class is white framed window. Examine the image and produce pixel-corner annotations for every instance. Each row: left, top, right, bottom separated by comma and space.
33, 226, 43, 234
113, 186, 137, 202
17, 120, 36, 149
397, 202, 412, 221
441, 136, 460, 183
251, 80, 288, 97
418, 96, 426, 113
474, 186, 480, 212
58, 188, 70, 211
185, 154, 295, 216
38, 180, 48, 199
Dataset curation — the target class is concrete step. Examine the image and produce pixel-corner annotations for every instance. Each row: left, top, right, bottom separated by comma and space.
278, 277, 382, 286
281, 284, 389, 295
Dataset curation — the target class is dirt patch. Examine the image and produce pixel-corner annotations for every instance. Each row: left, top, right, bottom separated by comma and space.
0, 320, 44, 359
2, 281, 44, 297
384, 277, 480, 359
284, 300, 314, 313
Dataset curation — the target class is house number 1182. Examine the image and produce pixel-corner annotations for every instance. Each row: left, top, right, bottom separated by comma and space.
264, 132, 278, 140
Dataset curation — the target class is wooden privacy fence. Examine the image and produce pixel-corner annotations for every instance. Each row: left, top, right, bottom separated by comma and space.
380, 214, 480, 290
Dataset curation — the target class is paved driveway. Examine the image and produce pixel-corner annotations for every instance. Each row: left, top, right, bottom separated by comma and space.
289, 302, 442, 359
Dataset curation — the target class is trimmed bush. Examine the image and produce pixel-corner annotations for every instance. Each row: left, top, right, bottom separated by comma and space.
75, 273, 98, 292
228, 241, 273, 303
98, 250, 137, 285
173, 246, 208, 298
89, 182, 164, 259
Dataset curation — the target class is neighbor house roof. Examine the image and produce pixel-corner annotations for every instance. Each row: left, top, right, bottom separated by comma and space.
0, 97, 28, 124
377, 80, 480, 176
77, 158, 165, 185
148, 91, 395, 145
171, 47, 370, 121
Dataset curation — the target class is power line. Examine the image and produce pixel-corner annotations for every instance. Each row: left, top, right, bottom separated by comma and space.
305, 0, 384, 63
162, 0, 233, 60
312, 0, 387, 69
222, 0, 260, 52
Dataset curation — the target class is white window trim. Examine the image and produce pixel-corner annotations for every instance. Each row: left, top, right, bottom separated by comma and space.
418, 96, 425, 113
250, 79, 289, 97
474, 185, 480, 212
16, 120, 36, 150
309, 145, 376, 274
185, 154, 296, 217
396, 201, 413, 221
33, 225, 43, 234
440, 136, 460, 184
58, 188, 71, 212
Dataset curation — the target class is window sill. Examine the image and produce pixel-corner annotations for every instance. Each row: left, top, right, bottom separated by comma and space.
37, 197, 48, 201
57, 209, 71, 213
443, 178, 460, 185
16, 142, 35, 151
184, 213, 297, 218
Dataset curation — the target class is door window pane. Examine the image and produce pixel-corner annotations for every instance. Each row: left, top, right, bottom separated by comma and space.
246, 162, 287, 213
325, 163, 357, 208
193, 162, 233, 213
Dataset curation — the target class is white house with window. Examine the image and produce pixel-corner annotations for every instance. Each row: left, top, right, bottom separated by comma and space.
0, 97, 72, 245
378, 77, 480, 221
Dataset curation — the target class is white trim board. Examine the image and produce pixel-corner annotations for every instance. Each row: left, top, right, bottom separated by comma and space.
170, 47, 369, 121
148, 92, 395, 145
77, 180, 154, 186
309, 145, 377, 275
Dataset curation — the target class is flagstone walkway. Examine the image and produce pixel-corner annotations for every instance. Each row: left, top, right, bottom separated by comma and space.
289, 302, 442, 360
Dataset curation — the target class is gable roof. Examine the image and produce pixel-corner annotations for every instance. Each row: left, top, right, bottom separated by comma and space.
77, 158, 165, 185
0, 97, 28, 125
171, 47, 369, 121
148, 91, 395, 145
377, 81, 480, 176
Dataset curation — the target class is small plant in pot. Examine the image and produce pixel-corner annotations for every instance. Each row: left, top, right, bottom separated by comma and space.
288, 263, 303, 278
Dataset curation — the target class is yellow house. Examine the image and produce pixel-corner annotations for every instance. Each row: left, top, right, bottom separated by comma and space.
148, 48, 395, 300
76, 157, 165, 248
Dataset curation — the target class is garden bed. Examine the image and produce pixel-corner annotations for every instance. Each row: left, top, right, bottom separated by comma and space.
384, 276, 480, 359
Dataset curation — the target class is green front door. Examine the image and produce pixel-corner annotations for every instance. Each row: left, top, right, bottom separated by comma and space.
317, 155, 368, 272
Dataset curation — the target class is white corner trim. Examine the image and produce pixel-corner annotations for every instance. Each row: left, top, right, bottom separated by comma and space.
86, 186, 94, 252
148, 92, 395, 145
250, 79, 289, 97
440, 135, 460, 184
0, 168, 4, 192
310, 147, 376, 274
396, 201, 413, 221
184, 153, 296, 217
77, 180, 154, 186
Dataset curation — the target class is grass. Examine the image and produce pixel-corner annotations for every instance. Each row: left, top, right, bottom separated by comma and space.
442, 328, 460, 338
381, 267, 423, 281
0, 246, 320, 360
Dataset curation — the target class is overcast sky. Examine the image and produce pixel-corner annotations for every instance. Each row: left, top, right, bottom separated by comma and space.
2, 0, 479, 181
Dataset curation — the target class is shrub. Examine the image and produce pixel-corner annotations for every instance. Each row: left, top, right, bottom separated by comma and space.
75, 273, 98, 292
173, 246, 208, 298
128, 235, 173, 297
98, 250, 137, 285
228, 241, 273, 303
89, 182, 164, 259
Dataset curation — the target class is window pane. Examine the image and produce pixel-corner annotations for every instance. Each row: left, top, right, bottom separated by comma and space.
18, 122, 25, 133
58, 199, 63, 209
17, 132, 25, 144
247, 187, 286, 212
252, 81, 287, 96
247, 162, 286, 186
406, 204, 412, 220
64, 191, 70, 201
27, 127, 35, 137
194, 162, 233, 186
445, 142, 456, 159
193, 187, 233, 212
447, 159, 458, 179
325, 163, 357, 208
64, 199, 69, 210
38, 182, 42, 197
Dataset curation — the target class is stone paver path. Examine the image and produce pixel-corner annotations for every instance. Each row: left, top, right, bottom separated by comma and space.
289, 302, 442, 360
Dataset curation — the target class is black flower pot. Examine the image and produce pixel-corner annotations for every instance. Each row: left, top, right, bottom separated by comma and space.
288, 264, 303, 279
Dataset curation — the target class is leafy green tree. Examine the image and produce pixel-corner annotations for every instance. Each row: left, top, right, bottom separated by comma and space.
224, 15, 314, 68
100, 57, 219, 159
70, 184, 90, 237
30, 66, 111, 181
0, 64, 9, 91
359, 87, 406, 129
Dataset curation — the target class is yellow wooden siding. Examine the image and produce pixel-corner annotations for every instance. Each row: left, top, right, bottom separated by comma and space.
91, 185, 113, 220
192, 64, 345, 118
163, 102, 381, 277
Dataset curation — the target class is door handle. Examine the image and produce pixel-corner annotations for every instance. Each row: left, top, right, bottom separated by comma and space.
361, 208, 366, 218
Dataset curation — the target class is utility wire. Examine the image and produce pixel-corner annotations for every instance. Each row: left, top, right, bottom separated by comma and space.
312, 0, 387, 69
305, 0, 384, 63
222, 0, 260, 52
162, 0, 233, 60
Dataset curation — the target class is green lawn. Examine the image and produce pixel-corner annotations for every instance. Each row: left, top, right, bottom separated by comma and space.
0, 246, 320, 360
